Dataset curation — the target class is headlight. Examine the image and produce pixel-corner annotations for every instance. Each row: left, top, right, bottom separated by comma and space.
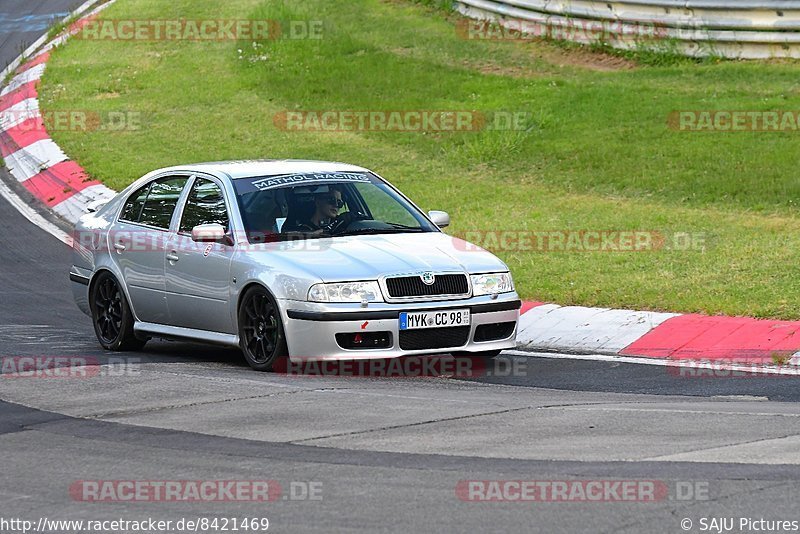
471, 272, 514, 296
308, 281, 383, 303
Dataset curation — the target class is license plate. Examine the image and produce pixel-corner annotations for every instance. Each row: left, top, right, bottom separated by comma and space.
399, 309, 470, 330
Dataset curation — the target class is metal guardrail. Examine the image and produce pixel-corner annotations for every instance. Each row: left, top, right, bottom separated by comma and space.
454, 0, 800, 58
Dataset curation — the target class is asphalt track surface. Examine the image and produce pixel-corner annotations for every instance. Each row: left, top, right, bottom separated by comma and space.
2, 4, 800, 533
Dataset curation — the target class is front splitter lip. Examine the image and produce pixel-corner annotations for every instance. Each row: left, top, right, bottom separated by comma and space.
286, 341, 517, 362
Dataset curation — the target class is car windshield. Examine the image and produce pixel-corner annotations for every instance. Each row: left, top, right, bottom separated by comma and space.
232, 171, 439, 242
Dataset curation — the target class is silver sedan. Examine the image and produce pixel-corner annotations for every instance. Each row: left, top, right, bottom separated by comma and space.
70, 160, 521, 371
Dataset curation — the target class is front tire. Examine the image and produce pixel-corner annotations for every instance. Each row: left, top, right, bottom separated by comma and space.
90, 271, 146, 351
238, 285, 288, 371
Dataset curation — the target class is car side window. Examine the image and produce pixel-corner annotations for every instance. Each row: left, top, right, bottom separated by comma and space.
179, 178, 230, 233
119, 183, 151, 223
137, 176, 189, 229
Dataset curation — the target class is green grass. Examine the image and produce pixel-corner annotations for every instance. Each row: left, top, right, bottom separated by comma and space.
39, 0, 800, 318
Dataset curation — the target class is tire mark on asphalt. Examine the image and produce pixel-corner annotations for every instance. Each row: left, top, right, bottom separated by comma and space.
643, 434, 800, 463
551, 405, 800, 418
89, 388, 350, 419
288, 399, 771, 445
289, 403, 544, 444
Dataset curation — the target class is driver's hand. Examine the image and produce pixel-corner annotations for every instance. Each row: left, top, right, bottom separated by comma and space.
337, 211, 354, 223
321, 212, 363, 234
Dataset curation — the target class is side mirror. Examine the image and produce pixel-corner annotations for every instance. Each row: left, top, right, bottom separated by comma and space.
191, 223, 227, 243
428, 210, 450, 229
86, 200, 106, 213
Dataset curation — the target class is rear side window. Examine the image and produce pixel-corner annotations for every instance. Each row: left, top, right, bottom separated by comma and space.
119, 183, 150, 223
179, 178, 230, 233
120, 176, 189, 229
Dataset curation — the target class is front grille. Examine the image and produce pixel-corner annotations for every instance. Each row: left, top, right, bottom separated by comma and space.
474, 322, 516, 342
399, 326, 470, 351
385, 274, 469, 299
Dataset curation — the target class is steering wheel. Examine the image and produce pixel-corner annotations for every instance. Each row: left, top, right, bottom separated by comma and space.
322, 211, 367, 234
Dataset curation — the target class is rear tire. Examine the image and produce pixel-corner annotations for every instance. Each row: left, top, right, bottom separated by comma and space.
238, 285, 288, 372
90, 271, 146, 351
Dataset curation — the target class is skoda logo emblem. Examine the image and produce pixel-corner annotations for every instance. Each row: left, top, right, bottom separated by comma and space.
420, 272, 436, 285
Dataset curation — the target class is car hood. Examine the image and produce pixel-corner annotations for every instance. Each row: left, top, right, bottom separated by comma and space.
266, 231, 508, 282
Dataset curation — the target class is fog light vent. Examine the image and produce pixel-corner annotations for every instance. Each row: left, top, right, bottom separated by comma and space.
336, 331, 392, 350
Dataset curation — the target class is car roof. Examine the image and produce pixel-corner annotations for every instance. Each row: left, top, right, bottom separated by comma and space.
152, 159, 372, 179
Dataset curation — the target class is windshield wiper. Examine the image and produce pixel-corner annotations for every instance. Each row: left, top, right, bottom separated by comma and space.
385, 222, 424, 230
339, 227, 426, 236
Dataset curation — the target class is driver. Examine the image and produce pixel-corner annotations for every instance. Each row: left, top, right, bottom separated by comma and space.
285, 186, 349, 233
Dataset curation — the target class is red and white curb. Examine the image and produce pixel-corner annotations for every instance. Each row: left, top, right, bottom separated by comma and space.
2, 1, 799, 369
0, 1, 116, 225
517, 303, 800, 367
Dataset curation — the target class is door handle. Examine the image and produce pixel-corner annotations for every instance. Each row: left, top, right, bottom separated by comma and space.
166, 252, 180, 263
113, 242, 126, 252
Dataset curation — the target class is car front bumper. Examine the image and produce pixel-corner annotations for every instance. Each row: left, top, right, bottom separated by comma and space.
280, 294, 520, 361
